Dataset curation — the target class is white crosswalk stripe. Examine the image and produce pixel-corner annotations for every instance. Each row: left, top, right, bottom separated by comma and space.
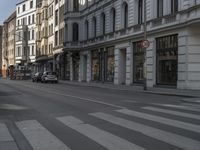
0, 123, 19, 150
116, 108, 200, 133
152, 103, 200, 112
16, 120, 71, 150
90, 112, 200, 150
143, 106, 200, 120
57, 116, 146, 150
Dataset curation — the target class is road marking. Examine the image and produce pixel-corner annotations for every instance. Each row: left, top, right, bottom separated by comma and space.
152, 103, 200, 112
21, 84, 125, 109
0, 123, 19, 150
116, 108, 200, 133
143, 106, 200, 120
0, 123, 14, 141
90, 112, 200, 150
0, 104, 27, 110
16, 120, 71, 150
57, 116, 146, 150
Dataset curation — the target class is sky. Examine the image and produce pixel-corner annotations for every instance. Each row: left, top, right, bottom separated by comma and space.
0, 0, 21, 24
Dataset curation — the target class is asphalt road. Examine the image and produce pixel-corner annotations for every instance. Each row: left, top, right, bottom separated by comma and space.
0, 79, 200, 150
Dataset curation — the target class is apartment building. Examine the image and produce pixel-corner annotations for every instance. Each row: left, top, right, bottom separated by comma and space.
1, 12, 16, 79
36, 0, 65, 79
36, 0, 54, 72
15, 0, 37, 71
63, 0, 200, 90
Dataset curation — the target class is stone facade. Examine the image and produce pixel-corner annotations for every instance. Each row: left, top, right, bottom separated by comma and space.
1, 12, 16, 78
63, 0, 200, 90
15, 0, 37, 71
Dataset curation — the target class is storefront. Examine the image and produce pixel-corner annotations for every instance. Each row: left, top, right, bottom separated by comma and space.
156, 34, 178, 85
91, 47, 115, 82
133, 41, 144, 83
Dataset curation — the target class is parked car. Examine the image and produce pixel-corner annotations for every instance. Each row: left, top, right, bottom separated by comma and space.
32, 72, 43, 82
41, 71, 58, 83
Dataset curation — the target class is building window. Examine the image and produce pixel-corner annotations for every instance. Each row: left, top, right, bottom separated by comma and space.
92, 17, 96, 38
23, 4, 26, 12
156, 34, 178, 85
30, 1, 33, 9
73, 0, 79, 11
18, 7, 20, 14
28, 16, 31, 25
72, 23, 79, 42
157, 0, 163, 18
17, 20, 20, 26
122, 2, 128, 28
55, 31, 58, 46
32, 45, 34, 55
138, 0, 143, 24
32, 14, 35, 24
55, 10, 58, 26
105, 47, 115, 82
91, 50, 100, 81
101, 13, 106, 35
85, 20, 89, 40
171, 0, 178, 14
111, 8, 116, 32
32, 30, 34, 40
133, 41, 144, 83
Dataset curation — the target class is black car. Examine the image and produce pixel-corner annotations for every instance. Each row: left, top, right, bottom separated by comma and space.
32, 72, 43, 82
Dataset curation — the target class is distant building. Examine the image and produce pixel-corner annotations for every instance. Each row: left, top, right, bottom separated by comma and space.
0, 25, 2, 76
35, 0, 65, 79
1, 12, 16, 79
63, 0, 200, 90
15, 0, 37, 72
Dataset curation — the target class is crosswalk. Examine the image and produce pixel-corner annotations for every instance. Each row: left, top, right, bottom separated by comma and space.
1, 104, 200, 150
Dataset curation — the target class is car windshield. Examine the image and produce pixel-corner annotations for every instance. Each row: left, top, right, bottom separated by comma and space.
46, 72, 56, 75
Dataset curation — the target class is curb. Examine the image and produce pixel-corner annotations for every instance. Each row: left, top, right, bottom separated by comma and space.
60, 81, 199, 98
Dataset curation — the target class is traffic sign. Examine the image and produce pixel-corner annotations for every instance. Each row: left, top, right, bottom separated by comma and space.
141, 40, 150, 48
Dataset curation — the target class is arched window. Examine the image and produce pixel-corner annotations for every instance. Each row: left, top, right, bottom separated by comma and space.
72, 23, 79, 42
73, 0, 79, 11
138, 0, 143, 24
111, 8, 116, 32
101, 13, 106, 35
122, 2, 128, 28
85, 20, 89, 40
92, 17, 97, 38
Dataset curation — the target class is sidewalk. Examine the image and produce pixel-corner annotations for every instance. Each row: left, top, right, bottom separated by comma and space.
59, 80, 200, 103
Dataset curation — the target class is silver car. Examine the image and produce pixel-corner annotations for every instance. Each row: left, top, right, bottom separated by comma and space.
41, 71, 58, 83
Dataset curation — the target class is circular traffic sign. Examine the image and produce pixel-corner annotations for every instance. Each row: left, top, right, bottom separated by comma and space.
142, 40, 150, 48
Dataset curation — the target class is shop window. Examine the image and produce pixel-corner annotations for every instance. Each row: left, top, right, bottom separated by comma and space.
91, 50, 100, 81
156, 34, 178, 85
105, 47, 115, 82
133, 41, 144, 83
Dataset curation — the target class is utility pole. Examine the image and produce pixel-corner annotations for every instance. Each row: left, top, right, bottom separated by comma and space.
143, 0, 147, 90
